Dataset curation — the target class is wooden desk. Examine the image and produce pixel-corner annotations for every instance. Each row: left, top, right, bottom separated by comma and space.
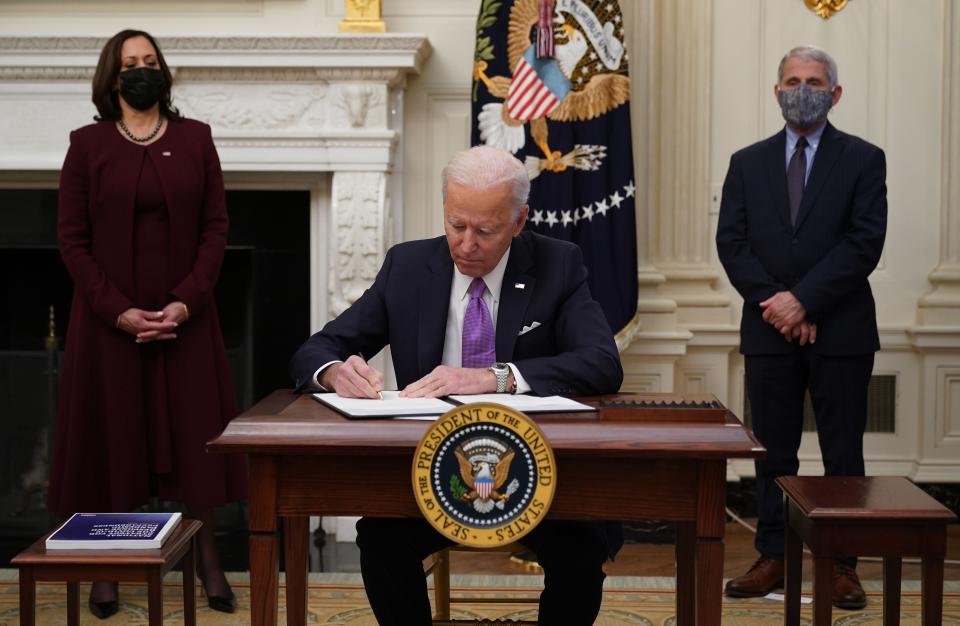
12, 519, 200, 626
208, 391, 764, 626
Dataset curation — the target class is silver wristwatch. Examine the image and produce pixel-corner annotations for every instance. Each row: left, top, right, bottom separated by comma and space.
489, 362, 510, 393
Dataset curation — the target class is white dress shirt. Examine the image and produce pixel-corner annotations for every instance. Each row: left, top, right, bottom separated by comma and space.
440, 247, 531, 394
784, 122, 825, 184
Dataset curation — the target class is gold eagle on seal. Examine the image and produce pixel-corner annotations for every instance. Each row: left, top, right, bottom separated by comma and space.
454, 437, 519, 514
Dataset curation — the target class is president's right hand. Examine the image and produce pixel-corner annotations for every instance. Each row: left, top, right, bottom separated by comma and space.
323, 355, 384, 398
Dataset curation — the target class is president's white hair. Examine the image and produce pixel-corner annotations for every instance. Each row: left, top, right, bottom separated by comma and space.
441, 145, 530, 219
778, 45, 839, 89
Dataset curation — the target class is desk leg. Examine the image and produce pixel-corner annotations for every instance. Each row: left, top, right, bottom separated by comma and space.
920, 555, 944, 626
812, 556, 833, 626
693, 461, 726, 626
695, 538, 724, 626
66, 581, 78, 626
675, 522, 695, 626
18, 568, 34, 626
284, 516, 309, 626
882, 556, 901, 626
148, 568, 163, 626
784, 504, 802, 626
183, 535, 197, 626
251, 533, 281, 626
249, 455, 280, 626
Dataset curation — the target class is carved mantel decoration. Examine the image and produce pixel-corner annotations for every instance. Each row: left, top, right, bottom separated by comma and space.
0, 35, 431, 329
804, 0, 849, 20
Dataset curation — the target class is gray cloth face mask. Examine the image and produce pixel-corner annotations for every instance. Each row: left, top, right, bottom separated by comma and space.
777, 84, 834, 130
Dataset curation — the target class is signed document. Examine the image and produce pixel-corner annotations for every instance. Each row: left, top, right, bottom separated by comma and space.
448, 394, 596, 413
312, 391, 456, 419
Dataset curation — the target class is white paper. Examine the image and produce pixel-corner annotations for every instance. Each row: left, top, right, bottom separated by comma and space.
764, 592, 812, 604
448, 394, 596, 413
312, 391, 456, 418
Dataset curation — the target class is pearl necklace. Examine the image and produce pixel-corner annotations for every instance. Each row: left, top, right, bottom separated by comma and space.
118, 115, 163, 143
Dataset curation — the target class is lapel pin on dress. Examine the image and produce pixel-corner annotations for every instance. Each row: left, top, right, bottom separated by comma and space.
514, 283, 525, 289
162, 151, 172, 157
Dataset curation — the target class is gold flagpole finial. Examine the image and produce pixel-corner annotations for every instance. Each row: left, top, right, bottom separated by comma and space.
339, 0, 386, 33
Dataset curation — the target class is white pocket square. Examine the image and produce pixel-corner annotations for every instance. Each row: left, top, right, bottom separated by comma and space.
518, 321, 541, 336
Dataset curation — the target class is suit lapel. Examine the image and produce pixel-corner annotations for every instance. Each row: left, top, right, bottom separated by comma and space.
763, 130, 792, 230
496, 234, 535, 361
418, 241, 453, 375
793, 122, 843, 231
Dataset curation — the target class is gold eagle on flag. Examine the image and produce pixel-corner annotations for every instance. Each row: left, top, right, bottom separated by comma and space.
474, 0, 630, 179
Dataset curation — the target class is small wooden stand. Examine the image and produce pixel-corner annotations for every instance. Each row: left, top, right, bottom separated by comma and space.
12, 519, 201, 626
778, 476, 957, 626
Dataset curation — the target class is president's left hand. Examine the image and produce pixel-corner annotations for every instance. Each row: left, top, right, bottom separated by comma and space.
760, 291, 806, 332
400, 365, 495, 398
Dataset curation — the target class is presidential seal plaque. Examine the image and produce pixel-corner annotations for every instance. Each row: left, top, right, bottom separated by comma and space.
412, 403, 556, 548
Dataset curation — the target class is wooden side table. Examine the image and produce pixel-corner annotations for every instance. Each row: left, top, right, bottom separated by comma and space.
12, 518, 201, 626
777, 476, 957, 626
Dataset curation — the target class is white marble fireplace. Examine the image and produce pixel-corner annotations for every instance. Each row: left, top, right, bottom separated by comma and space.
0, 35, 431, 332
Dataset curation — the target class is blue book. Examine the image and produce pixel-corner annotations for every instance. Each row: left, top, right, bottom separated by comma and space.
45, 512, 182, 550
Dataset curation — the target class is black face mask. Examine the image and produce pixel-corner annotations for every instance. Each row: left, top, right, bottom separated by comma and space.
118, 67, 166, 111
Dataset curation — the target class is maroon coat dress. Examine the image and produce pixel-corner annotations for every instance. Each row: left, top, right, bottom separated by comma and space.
48, 117, 247, 515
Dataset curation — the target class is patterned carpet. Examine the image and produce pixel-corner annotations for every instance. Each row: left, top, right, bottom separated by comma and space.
0, 572, 958, 625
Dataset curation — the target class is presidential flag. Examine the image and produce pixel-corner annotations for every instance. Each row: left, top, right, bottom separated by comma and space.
471, 0, 638, 340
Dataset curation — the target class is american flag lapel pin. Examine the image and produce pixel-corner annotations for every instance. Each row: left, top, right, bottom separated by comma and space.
514, 282, 525, 289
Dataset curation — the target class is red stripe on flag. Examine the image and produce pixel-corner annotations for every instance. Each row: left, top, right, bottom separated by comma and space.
508, 82, 542, 118
518, 88, 552, 120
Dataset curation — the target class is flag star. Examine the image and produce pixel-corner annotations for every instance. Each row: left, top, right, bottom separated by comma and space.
595, 198, 610, 216
545, 211, 559, 227
582, 204, 595, 221
576, 76, 584, 85
590, 51, 597, 60
573, 208, 581, 224
561, 210, 574, 227
607, 3, 614, 11
624, 181, 636, 197
595, 62, 603, 72
609, 191, 624, 208
531, 209, 545, 225
615, 14, 621, 23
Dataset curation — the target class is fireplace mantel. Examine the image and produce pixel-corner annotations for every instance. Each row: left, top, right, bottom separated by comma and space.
0, 34, 431, 330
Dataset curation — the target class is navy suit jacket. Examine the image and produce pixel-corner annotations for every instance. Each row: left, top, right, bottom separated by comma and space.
290, 230, 624, 558
716, 123, 887, 355
290, 230, 623, 395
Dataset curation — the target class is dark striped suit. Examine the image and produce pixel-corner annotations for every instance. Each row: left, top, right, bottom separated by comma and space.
716, 122, 887, 558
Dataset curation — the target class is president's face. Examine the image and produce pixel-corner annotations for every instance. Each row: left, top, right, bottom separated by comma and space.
444, 181, 528, 278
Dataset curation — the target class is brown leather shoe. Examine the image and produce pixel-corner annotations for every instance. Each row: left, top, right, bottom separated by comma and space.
724, 556, 784, 598
833, 563, 867, 610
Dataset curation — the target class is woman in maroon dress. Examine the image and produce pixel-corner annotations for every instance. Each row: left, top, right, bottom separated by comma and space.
48, 30, 247, 618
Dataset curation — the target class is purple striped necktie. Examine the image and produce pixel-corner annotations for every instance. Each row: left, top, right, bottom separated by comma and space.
461, 277, 496, 368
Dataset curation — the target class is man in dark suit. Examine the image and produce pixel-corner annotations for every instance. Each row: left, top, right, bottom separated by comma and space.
716, 46, 886, 610
290, 145, 623, 625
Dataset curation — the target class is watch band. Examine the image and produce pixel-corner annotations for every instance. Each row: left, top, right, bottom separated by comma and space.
490, 363, 509, 393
